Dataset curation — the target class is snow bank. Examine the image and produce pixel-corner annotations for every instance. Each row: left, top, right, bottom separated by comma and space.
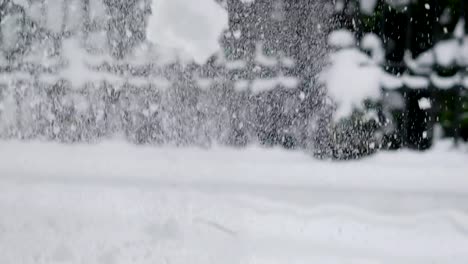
1, 140, 467, 193
430, 73, 462, 90
1, 140, 468, 264
146, 0, 228, 64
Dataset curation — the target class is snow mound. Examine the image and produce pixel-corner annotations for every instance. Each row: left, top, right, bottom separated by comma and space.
1, 141, 468, 264
146, 0, 229, 64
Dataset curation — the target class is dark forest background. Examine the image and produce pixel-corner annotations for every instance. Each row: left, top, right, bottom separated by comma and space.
0, 0, 466, 159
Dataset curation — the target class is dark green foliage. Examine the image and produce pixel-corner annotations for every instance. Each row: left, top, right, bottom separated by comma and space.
325, 110, 381, 160
333, 0, 468, 150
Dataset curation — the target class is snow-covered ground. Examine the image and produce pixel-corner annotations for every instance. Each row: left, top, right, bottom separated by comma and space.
1, 141, 468, 264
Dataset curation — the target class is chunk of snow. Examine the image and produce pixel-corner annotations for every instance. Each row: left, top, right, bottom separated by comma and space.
404, 51, 433, 75
361, 33, 384, 63
232, 29, 242, 39
146, 0, 228, 64
402, 74, 429, 89
328, 29, 356, 49
278, 76, 300, 89
430, 74, 461, 90
411, 50, 434, 67
383, 91, 405, 109
225, 60, 247, 70
434, 39, 459, 67
361, 34, 382, 51
380, 71, 403, 90
335, 0, 345, 12
321, 48, 380, 119
463, 77, 468, 89
454, 19, 465, 39
418, 97, 432, 110
234, 80, 249, 92
195, 77, 213, 90
251, 78, 281, 94
360, 0, 378, 15
299, 91, 306, 101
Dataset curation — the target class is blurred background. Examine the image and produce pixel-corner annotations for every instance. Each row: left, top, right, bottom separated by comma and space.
0, 0, 466, 159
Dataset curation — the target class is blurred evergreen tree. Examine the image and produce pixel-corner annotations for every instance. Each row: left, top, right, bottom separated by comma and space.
332, 0, 468, 147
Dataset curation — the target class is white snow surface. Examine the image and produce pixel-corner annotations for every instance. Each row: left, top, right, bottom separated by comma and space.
1, 140, 468, 264
146, 0, 228, 64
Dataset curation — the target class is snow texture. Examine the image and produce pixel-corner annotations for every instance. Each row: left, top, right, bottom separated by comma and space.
321, 48, 381, 119
327, 29, 356, 49
418, 97, 432, 110
434, 39, 459, 67
1, 140, 468, 264
251, 76, 299, 94
361, 33, 384, 64
0, 13, 22, 51
360, 0, 378, 15
146, 0, 229, 64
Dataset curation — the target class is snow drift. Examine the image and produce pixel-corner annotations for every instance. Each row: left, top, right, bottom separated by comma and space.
1, 140, 468, 264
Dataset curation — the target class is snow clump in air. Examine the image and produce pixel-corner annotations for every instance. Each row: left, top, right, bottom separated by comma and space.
322, 29, 381, 120
146, 0, 229, 64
